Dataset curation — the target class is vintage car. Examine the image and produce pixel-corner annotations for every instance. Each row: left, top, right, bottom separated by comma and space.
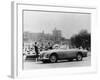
39, 48, 88, 63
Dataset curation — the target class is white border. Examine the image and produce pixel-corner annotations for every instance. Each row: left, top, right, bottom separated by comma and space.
11, 2, 97, 78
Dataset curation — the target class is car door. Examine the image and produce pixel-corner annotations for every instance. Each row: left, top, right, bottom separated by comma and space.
63, 49, 77, 58
56, 50, 65, 59
63, 50, 71, 58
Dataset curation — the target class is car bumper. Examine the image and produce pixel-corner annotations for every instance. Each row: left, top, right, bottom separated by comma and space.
39, 56, 49, 61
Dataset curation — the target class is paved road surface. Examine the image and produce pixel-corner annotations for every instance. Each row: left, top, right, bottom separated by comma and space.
24, 53, 91, 70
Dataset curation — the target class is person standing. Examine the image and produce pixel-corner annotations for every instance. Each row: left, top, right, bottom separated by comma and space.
48, 42, 53, 50
34, 42, 39, 62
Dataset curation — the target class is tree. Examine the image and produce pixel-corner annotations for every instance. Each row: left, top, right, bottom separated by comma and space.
70, 30, 91, 50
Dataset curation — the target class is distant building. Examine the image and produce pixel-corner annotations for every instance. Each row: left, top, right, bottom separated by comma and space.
53, 27, 62, 38
52, 28, 62, 43
23, 28, 72, 48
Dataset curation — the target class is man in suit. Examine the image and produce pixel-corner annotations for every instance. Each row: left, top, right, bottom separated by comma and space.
34, 42, 39, 62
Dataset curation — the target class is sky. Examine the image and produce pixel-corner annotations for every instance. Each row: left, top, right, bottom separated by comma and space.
24, 10, 91, 39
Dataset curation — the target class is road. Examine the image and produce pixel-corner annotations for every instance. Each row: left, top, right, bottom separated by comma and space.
24, 52, 91, 70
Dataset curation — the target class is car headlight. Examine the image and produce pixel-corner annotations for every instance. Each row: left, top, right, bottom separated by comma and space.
45, 54, 49, 58
40, 53, 45, 57
42, 53, 49, 58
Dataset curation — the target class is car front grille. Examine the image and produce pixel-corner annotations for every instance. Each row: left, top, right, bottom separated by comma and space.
40, 53, 45, 58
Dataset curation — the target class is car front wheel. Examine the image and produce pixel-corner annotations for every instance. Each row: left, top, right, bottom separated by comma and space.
76, 54, 83, 61
49, 54, 57, 63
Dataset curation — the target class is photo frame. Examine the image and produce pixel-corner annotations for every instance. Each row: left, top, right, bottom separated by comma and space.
11, 1, 97, 78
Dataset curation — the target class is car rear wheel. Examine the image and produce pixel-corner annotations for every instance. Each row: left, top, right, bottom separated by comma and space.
49, 54, 57, 63
76, 54, 83, 61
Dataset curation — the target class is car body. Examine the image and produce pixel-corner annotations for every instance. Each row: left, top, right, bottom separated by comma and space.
39, 48, 88, 63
